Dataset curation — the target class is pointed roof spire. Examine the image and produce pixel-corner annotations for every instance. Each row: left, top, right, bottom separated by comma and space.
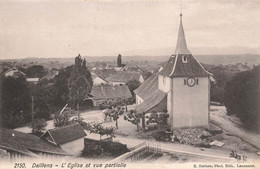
174, 13, 191, 54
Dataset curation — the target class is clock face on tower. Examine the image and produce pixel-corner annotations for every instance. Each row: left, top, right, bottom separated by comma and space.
187, 77, 196, 87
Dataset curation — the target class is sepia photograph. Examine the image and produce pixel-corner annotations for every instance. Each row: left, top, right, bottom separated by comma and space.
0, 0, 259, 169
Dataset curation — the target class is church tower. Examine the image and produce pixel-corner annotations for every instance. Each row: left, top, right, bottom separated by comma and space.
158, 13, 211, 129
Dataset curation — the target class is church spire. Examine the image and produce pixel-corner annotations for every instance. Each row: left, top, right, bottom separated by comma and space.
174, 13, 190, 54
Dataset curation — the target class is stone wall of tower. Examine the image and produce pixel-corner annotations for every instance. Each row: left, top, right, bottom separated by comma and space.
171, 77, 210, 129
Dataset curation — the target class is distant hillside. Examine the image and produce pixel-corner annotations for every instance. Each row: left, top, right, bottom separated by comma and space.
83, 54, 260, 66
1, 54, 259, 67
195, 54, 260, 66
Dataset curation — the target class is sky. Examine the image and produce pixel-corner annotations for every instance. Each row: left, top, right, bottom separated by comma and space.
0, 0, 260, 59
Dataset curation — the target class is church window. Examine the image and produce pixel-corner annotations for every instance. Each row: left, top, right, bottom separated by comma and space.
182, 55, 188, 63
163, 76, 166, 84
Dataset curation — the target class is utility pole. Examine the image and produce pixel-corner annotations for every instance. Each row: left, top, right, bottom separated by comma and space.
31, 96, 34, 133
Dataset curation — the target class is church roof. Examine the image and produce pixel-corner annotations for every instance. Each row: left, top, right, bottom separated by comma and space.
135, 89, 166, 113
158, 57, 176, 77
134, 73, 158, 100
174, 14, 190, 55
159, 14, 211, 77
134, 73, 166, 113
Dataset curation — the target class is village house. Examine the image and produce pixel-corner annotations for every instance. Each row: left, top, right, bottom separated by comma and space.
41, 123, 87, 156
91, 67, 97, 71
114, 65, 127, 72
105, 64, 116, 70
106, 71, 144, 85
90, 84, 132, 107
95, 69, 118, 79
26, 77, 39, 84
91, 72, 108, 85
0, 128, 69, 160
2, 67, 26, 78
40, 69, 59, 81
135, 13, 212, 130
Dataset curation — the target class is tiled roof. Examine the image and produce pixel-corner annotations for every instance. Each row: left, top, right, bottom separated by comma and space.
95, 69, 117, 79
159, 54, 211, 77
91, 84, 132, 100
91, 72, 107, 82
158, 57, 176, 77
41, 70, 59, 81
172, 54, 211, 77
135, 89, 166, 113
106, 71, 142, 83
3, 67, 26, 77
134, 73, 167, 113
42, 123, 86, 145
0, 128, 69, 156
134, 73, 158, 100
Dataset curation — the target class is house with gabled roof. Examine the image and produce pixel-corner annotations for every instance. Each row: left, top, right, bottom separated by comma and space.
41, 123, 86, 156
95, 69, 118, 79
40, 70, 59, 81
0, 128, 69, 160
2, 67, 26, 78
135, 13, 212, 130
91, 72, 108, 85
90, 84, 132, 106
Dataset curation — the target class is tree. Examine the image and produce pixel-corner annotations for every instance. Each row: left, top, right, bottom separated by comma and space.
26, 65, 48, 78
101, 98, 125, 128
51, 65, 74, 111
117, 54, 122, 67
145, 112, 169, 126
81, 122, 115, 140
68, 54, 93, 112
54, 112, 72, 127
124, 110, 142, 131
105, 106, 124, 129
209, 66, 233, 103
0, 75, 31, 128
54, 109, 85, 128
126, 79, 141, 96
54, 111, 101, 139
224, 66, 260, 132
143, 71, 152, 80
29, 80, 52, 120
30, 118, 47, 134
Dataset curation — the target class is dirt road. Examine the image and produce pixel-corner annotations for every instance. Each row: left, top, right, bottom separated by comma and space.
210, 106, 260, 150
